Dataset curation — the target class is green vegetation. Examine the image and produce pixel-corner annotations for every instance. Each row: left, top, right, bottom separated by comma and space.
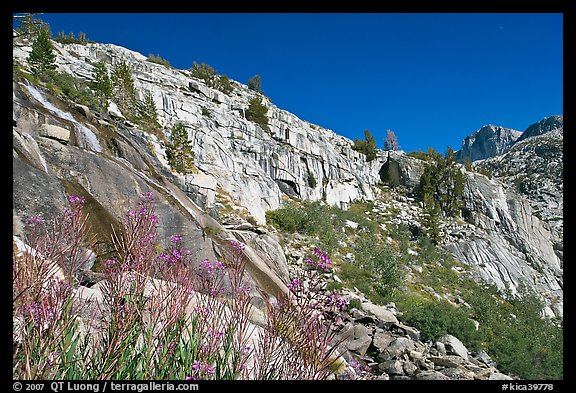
399, 296, 480, 345
166, 122, 195, 174
266, 199, 404, 304
245, 96, 269, 131
27, 28, 57, 75
267, 192, 562, 379
201, 107, 211, 117
54, 31, 91, 45
247, 74, 262, 93
136, 91, 162, 136
352, 130, 377, 161
111, 59, 137, 119
189, 61, 234, 95
147, 53, 171, 68
307, 172, 317, 188
418, 147, 466, 243
392, 242, 563, 380
91, 60, 112, 108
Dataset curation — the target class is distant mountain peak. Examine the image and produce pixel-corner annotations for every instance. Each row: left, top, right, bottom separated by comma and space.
515, 115, 563, 143
456, 124, 522, 162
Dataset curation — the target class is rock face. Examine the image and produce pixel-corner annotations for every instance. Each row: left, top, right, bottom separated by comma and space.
476, 116, 563, 254
14, 41, 383, 225
456, 124, 522, 162
515, 115, 563, 143
446, 171, 562, 318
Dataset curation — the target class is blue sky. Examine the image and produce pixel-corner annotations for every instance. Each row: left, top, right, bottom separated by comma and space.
35, 13, 563, 153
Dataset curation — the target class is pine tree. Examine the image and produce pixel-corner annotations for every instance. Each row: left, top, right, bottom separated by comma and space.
111, 59, 137, 119
247, 74, 262, 93
27, 28, 56, 76
214, 74, 234, 95
166, 123, 195, 174
137, 91, 161, 133
91, 60, 112, 108
352, 130, 377, 161
418, 146, 466, 219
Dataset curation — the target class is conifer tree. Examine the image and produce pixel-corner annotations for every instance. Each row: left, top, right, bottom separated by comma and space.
27, 28, 56, 76
166, 123, 195, 174
419, 146, 466, 220
137, 91, 161, 133
247, 74, 262, 93
111, 59, 137, 119
91, 60, 112, 107
352, 129, 377, 161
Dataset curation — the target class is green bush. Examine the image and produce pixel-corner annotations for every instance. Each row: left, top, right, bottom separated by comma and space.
352, 130, 377, 162
245, 96, 269, 131
464, 285, 563, 379
45, 71, 100, 110
147, 53, 171, 68
307, 172, 317, 188
399, 297, 480, 347
351, 234, 403, 299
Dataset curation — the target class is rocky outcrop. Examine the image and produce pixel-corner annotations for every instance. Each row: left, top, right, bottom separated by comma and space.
445, 171, 562, 318
476, 118, 563, 255
515, 115, 563, 143
456, 124, 522, 162
13, 41, 383, 224
333, 293, 514, 380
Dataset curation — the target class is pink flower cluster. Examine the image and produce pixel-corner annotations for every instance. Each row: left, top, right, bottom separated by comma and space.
185, 360, 215, 380
304, 247, 332, 272
199, 259, 225, 275
324, 292, 349, 312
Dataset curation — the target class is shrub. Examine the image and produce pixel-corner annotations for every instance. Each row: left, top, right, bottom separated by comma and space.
147, 53, 171, 68
399, 297, 480, 346
307, 171, 317, 188
189, 61, 234, 95
45, 70, 101, 110
352, 130, 377, 162
245, 96, 269, 131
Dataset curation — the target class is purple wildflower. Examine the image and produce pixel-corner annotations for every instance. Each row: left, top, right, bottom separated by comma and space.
230, 240, 246, 252
199, 259, 225, 275
170, 234, 183, 243
288, 278, 303, 292
24, 215, 44, 227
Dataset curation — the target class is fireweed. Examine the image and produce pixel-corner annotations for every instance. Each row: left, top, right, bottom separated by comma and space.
252, 247, 348, 379
13, 192, 350, 380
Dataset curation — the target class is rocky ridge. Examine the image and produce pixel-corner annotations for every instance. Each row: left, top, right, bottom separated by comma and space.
456, 124, 522, 162
13, 40, 382, 226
